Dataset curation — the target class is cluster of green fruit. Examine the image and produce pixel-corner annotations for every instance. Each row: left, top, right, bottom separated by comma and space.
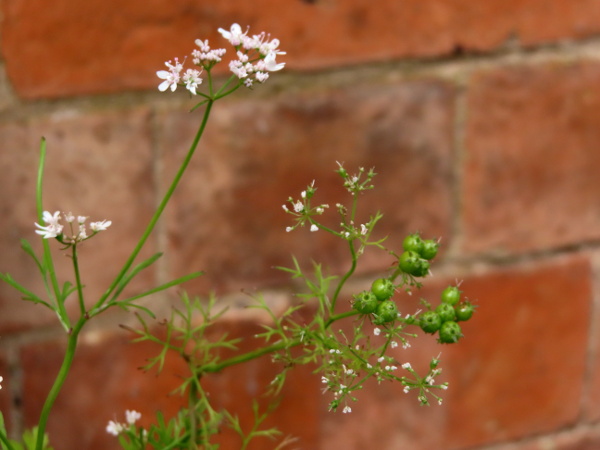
351, 232, 476, 343
416, 286, 475, 344
352, 233, 440, 325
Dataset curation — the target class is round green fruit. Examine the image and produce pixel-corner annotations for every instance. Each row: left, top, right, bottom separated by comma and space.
455, 301, 475, 321
371, 278, 394, 301
403, 233, 424, 254
420, 239, 439, 260
399, 251, 430, 277
419, 311, 442, 334
435, 303, 456, 322
441, 286, 461, 306
438, 321, 463, 344
374, 300, 398, 325
352, 291, 378, 314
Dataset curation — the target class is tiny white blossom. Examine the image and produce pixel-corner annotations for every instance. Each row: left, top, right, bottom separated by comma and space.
90, 220, 112, 232
35, 211, 63, 239
373, 328, 381, 336
402, 362, 412, 370
126, 410, 141, 425
310, 224, 319, 232
263, 51, 285, 71
0, 375, 3, 389
285, 226, 293, 232
106, 420, 123, 436
342, 406, 352, 414
293, 201, 304, 213
157, 58, 183, 92
360, 224, 368, 235
391, 341, 398, 348
403, 386, 410, 394
218, 23, 246, 46
182, 68, 203, 95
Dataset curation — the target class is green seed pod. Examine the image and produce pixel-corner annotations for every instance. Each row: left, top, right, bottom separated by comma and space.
399, 251, 430, 277
403, 233, 424, 254
371, 278, 395, 301
419, 311, 442, 334
435, 303, 456, 323
441, 286, 461, 306
438, 321, 463, 344
455, 301, 476, 321
420, 239, 439, 260
352, 290, 379, 314
374, 300, 398, 325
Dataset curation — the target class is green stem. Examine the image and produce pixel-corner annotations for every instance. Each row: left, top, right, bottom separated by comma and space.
201, 308, 359, 375
35, 318, 86, 450
71, 244, 85, 316
95, 100, 215, 310
201, 339, 300, 374
36, 139, 68, 330
329, 240, 357, 312
0, 430, 15, 450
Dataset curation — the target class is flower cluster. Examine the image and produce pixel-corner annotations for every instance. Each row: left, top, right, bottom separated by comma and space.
401, 356, 449, 406
106, 410, 142, 436
34, 210, 111, 244
157, 23, 285, 94
282, 180, 329, 232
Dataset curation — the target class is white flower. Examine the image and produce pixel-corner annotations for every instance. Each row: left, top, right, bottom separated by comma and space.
90, 220, 112, 232
35, 211, 63, 239
157, 58, 183, 92
125, 410, 141, 425
218, 23, 246, 46
0, 375, 3, 389
342, 406, 352, 414
182, 68, 202, 95
293, 201, 304, 213
373, 327, 381, 336
263, 51, 285, 72
106, 420, 123, 436
402, 362, 412, 370
310, 224, 319, 232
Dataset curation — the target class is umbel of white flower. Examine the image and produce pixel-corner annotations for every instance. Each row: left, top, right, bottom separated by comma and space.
157, 23, 286, 93
35, 211, 111, 244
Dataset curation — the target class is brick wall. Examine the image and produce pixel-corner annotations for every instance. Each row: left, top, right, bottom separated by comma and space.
1, 0, 600, 449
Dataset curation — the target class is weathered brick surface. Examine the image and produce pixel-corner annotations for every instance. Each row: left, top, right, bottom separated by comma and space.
0, 351, 12, 435
160, 80, 455, 295
4, 0, 600, 98
0, 109, 156, 333
463, 62, 600, 256
319, 255, 592, 449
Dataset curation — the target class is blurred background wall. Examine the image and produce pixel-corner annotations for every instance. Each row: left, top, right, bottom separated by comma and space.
1, 0, 600, 448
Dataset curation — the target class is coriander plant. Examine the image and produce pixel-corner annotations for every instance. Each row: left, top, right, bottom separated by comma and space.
0, 23, 476, 450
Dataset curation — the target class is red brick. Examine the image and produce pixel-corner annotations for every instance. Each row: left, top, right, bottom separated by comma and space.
0, 109, 156, 334
4, 0, 600, 98
0, 351, 12, 437
463, 62, 600, 256
20, 313, 319, 449
159, 80, 454, 295
583, 251, 600, 422
486, 426, 600, 450
319, 255, 592, 449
